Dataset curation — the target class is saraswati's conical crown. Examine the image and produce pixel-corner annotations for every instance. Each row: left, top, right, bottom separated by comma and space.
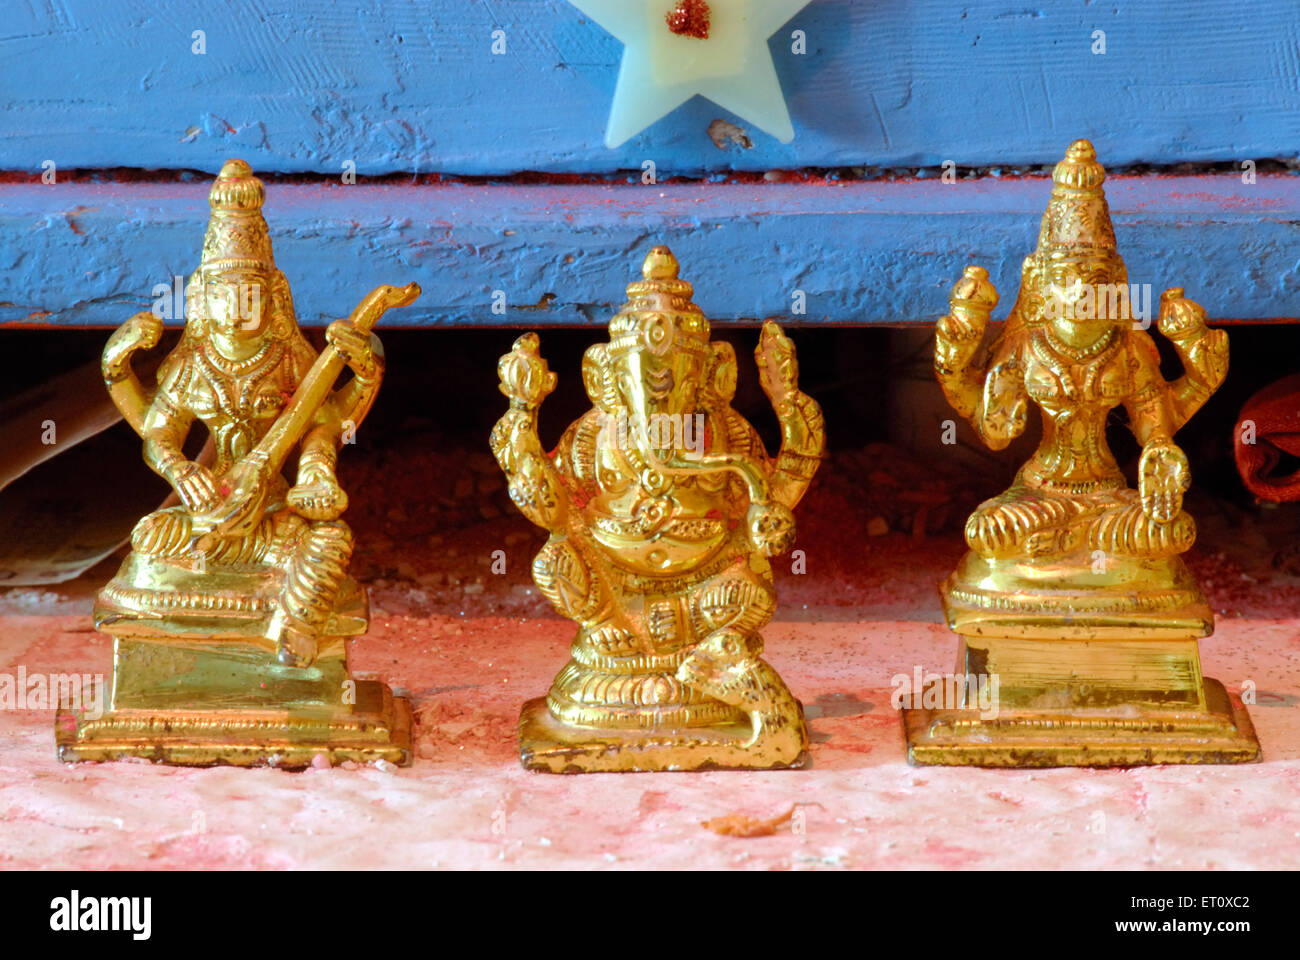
1035, 140, 1119, 262
608, 246, 711, 357
200, 158, 276, 273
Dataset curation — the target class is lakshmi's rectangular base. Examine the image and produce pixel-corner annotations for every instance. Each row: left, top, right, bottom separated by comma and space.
519, 698, 807, 773
904, 677, 1260, 767
55, 678, 412, 769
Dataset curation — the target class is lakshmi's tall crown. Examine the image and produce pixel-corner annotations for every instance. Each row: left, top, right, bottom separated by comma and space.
1035, 140, 1120, 262
608, 246, 711, 357
200, 159, 276, 273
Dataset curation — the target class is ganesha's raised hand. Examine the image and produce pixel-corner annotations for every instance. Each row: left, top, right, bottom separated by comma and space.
1139, 437, 1191, 523
1157, 288, 1209, 341
498, 333, 557, 411
756, 320, 799, 410
936, 266, 998, 376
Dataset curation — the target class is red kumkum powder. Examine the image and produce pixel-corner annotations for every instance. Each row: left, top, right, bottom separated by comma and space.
666, 0, 710, 39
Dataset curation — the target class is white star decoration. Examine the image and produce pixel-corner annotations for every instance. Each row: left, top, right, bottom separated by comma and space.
569, 0, 813, 147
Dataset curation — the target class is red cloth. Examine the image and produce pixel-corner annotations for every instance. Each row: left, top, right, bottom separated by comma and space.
1235, 373, 1300, 502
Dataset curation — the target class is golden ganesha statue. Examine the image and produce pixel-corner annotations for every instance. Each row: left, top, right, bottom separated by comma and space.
56, 159, 420, 767
491, 246, 826, 772
906, 140, 1260, 766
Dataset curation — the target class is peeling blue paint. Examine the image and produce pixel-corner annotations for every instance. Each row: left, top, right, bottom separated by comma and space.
3, 175, 1298, 327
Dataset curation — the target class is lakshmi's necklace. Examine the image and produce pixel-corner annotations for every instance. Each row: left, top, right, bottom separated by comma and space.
1041, 323, 1118, 363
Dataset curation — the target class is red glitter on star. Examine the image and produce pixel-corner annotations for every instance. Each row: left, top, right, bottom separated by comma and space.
666, 0, 710, 40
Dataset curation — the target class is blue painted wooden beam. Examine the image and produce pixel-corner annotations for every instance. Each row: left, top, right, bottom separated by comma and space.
2, 0, 1298, 176
3, 173, 1298, 329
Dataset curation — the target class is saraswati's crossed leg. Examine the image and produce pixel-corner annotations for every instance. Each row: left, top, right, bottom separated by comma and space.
130, 506, 355, 664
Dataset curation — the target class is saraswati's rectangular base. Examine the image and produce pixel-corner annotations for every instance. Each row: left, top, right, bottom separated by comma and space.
56, 679, 411, 768
519, 697, 807, 773
56, 679, 411, 767
55, 635, 411, 768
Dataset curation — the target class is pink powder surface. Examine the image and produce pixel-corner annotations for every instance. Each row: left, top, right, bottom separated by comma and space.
3, 443, 1298, 870
1, 607, 1296, 870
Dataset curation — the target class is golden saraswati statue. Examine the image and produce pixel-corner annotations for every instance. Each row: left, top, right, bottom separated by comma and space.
491, 246, 826, 772
56, 159, 420, 767
906, 140, 1260, 766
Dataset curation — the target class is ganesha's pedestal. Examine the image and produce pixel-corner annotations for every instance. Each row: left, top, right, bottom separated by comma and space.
903, 551, 1259, 766
912, 139, 1259, 767
56, 559, 410, 767
515, 560, 810, 773
493, 245, 826, 773
518, 697, 791, 774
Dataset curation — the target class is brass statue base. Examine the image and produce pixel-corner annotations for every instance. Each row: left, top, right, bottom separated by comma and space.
905, 674, 1258, 768
904, 554, 1261, 767
518, 697, 808, 774
56, 568, 411, 768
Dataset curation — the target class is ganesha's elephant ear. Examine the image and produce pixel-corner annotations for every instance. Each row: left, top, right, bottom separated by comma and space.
702, 340, 738, 408
581, 342, 618, 413
102, 311, 164, 436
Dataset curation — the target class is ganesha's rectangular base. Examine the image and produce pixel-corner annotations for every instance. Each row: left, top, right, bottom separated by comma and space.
904, 677, 1260, 767
55, 679, 411, 768
519, 698, 807, 773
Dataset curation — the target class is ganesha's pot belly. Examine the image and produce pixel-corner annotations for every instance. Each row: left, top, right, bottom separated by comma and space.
589, 518, 730, 576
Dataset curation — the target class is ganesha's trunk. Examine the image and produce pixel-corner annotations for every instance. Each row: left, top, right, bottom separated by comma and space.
623, 400, 771, 505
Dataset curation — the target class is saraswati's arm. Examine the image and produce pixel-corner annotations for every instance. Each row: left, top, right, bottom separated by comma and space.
138, 363, 221, 515
319, 332, 386, 433
102, 312, 164, 435
296, 328, 386, 483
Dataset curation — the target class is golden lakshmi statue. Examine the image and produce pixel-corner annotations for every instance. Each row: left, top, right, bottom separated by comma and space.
56, 159, 420, 767
905, 140, 1260, 766
492, 246, 826, 772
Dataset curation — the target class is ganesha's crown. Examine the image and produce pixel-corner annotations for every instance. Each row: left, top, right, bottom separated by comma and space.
608, 246, 711, 357
1035, 139, 1120, 263
200, 158, 276, 274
